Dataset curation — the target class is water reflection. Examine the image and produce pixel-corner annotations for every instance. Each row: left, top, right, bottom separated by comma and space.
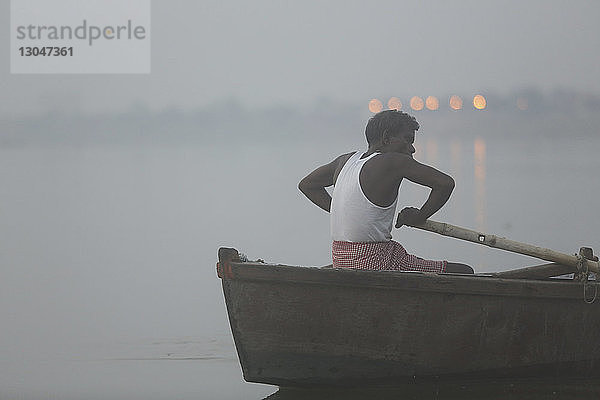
474, 137, 487, 269
474, 137, 487, 232
263, 379, 600, 399
425, 138, 438, 166
449, 140, 463, 224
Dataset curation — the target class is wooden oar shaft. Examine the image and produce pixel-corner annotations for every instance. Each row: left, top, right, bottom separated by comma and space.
412, 220, 599, 274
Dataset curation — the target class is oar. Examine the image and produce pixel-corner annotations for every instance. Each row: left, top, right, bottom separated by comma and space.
408, 219, 599, 274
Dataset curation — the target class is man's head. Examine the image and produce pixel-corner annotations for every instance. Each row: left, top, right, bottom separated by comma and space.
365, 110, 420, 145
365, 110, 420, 154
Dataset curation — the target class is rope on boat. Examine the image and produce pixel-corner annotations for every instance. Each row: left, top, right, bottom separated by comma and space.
583, 282, 598, 304
575, 253, 598, 304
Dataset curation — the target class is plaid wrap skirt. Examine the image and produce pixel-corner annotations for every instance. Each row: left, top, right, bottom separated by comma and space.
332, 240, 447, 273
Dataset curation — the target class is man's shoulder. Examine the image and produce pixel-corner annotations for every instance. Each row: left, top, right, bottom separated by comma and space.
361, 153, 417, 180
371, 152, 414, 168
336, 151, 356, 163
329, 151, 356, 169
331, 152, 357, 184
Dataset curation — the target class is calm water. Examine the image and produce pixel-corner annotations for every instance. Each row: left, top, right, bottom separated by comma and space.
1, 135, 600, 399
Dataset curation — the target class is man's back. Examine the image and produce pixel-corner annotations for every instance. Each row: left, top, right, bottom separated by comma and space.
330, 151, 397, 243
336, 151, 412, 208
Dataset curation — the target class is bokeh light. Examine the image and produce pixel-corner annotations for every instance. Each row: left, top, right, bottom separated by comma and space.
387, 97, 402, 110
516, 97, 528, 110
410, 96, 424, 111
449, 95, 463, 110
425, 96, 439, 111
473, 95, 487, 110
368, 98, 383, 113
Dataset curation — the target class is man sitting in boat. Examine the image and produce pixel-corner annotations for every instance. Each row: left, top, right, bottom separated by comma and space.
299, 110, 473, 274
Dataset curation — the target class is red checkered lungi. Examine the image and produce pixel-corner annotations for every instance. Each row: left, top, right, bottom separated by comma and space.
332, 240, 447, 273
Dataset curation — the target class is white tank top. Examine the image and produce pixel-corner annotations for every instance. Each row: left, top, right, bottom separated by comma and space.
331, 151, 397, 242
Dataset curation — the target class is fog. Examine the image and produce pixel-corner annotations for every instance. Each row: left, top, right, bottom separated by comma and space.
2, 1, 600, 399
2, 0, 600, 116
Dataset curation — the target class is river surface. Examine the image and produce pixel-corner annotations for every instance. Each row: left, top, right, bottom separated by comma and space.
1, 135, 599, 399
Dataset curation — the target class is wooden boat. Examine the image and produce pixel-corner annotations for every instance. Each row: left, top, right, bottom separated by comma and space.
217, 246, 600, 387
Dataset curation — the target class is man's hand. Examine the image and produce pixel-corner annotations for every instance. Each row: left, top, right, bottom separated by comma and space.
395, 207, 427, 228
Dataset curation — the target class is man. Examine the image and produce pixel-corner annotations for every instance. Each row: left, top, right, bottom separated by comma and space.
298, 110, 473, 274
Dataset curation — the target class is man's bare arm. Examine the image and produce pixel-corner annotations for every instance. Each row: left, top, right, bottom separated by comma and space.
394, 155, 455, 227
298, 153, 351, 212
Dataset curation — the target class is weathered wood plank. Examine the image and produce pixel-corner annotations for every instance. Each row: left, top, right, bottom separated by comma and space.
224, 262, 584, 300
491, 263, 573, 279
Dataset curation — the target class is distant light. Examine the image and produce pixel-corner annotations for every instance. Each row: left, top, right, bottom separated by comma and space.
410, 96, 424, 111
473, 94, 487, 110
368, 99, 383, 113
449, 95, 463, 110
516, 97, 528, 110
425, 96, 439, 111
388, 97, 402, 110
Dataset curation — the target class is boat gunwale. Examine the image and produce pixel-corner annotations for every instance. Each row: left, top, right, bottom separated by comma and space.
220, 261, 592, 300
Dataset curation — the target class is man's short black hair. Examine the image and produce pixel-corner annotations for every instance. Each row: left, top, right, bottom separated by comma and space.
365, 110, 420, 145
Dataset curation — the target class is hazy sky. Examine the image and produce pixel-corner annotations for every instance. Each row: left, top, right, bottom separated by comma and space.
2, 0, 600, 117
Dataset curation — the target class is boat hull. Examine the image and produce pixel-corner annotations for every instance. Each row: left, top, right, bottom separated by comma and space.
217, 248, 600, 386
